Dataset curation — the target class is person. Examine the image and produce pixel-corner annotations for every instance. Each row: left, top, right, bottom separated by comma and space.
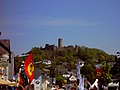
55, 85, 59, 90
71, 87, 75, 90
16, 85, 24, 90
24, 84, 34, 90
1, 85, 7, 90
93, 85, 97, 90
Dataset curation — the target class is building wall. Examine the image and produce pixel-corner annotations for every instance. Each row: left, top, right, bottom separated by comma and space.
8, 52, 15, 80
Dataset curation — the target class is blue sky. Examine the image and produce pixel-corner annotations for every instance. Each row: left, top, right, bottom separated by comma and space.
0, 0, 120, 55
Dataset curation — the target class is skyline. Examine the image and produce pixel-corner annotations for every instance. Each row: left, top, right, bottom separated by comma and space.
0, 0, 120, 55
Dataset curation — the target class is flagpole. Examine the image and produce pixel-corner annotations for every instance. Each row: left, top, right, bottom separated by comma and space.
77, 59, 85, 90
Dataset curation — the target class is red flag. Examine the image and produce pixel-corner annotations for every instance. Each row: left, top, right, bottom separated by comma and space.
96, 68, 102, 78
24, 53, 34, 83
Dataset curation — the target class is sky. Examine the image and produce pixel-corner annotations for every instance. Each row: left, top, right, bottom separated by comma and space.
0, 0, 120, 55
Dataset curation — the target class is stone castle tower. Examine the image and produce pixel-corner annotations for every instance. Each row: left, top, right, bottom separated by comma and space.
58, 38, 62, 48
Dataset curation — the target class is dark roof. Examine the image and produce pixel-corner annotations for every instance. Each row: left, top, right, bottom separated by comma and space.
0, 39, 10, 56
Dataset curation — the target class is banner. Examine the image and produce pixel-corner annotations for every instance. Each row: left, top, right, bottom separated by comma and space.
24, 53, 34, 83
96, 68, 102, 78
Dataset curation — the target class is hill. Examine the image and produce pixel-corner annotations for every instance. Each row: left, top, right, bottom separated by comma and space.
15, 45, 115, 83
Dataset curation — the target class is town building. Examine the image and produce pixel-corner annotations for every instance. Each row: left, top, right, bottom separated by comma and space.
0, 35, 15, 80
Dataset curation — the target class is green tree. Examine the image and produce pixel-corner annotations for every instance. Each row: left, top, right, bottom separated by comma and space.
56, 75, 64, 87
81, 59, 96, 83
14, 56, 24, 73
31, 47, 41, 55
101, 61, 112, 86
